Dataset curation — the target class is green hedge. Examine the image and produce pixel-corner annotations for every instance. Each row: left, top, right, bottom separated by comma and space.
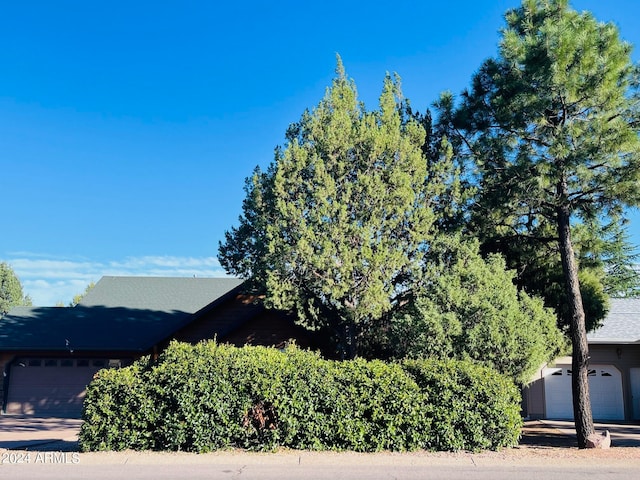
79, 341, 521, 452
402, 359, 522, 451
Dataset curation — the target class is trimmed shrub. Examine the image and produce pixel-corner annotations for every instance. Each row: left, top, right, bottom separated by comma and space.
80, 362, 159, 451
79, 341, 521, 452
401, 359, 522, 451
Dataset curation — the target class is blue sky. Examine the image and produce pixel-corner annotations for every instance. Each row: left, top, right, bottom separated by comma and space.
2, 1, 639, 305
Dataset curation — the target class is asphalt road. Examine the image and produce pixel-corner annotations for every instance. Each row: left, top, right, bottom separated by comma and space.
3, 449, 640, 480
2, 460, 639, 480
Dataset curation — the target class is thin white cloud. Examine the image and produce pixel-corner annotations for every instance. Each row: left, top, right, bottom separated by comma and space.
4, 253, 229, 306
9, 258, 99, 279
109, 255, 222, 270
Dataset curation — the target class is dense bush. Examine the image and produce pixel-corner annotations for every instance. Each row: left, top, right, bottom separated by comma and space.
78, 363, 159, 451
401, 359, 522, 451
79, 342, 521, 453
385, 236, 565, 385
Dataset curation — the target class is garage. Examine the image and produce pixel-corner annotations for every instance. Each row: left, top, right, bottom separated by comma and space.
5, 358, 116, 418
543, 364, 625, 420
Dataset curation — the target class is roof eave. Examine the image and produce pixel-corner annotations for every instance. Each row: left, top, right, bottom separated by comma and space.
587, 339, 640, 345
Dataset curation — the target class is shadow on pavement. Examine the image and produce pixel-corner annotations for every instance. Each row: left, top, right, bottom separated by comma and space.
519, 423, 577, 448
1, 439, 79, 452
520, 420, 640, 448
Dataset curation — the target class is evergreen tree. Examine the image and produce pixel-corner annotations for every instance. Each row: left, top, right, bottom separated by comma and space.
385, 235, 565, 385
445, 0, 640, 447
220, 59, 444, 358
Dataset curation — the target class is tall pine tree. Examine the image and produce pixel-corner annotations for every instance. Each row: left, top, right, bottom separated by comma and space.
446, 0, 640, 447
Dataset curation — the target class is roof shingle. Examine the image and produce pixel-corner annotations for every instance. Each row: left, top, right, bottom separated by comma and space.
587, 298, 640, 344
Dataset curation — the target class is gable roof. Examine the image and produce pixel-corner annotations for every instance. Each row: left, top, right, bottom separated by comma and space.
79, 276, 244, 314
587, 298, 640, 344
0, 276, 245, 352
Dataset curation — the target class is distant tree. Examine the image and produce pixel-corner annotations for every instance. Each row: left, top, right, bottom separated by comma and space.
0, 262, 32, 315
220, 59, 446, 358
69, 281, 96, 307
442, 0, 640, 447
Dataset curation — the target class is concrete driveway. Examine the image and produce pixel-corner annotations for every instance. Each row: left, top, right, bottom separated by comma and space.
521, 420, 640, 447
0, 415, 81, 451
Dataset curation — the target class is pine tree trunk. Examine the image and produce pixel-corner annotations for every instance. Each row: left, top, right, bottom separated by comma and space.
556, 180, 595, 448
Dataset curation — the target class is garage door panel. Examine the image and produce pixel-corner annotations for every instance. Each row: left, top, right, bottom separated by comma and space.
10, 368, 96, 384
6, 359, 105, 418
544, 368, 573, 419
543, 364, 624, 421
6, 391, 87, 416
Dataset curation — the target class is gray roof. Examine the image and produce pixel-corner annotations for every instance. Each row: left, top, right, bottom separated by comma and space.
0, 276, 245, 352
587, 298, 640, 344
80, 276, 243, 314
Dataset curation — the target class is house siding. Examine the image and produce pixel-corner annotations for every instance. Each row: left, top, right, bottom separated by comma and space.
173, 294, 326, 353
173, 294, 262, 345
221, 311, 317, 350
590, 344, 640, 421
524, 364, 547, 419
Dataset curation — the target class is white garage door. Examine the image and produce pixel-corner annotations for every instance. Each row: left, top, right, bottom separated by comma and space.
543, 364, 625, 420
5, 358, 113, 418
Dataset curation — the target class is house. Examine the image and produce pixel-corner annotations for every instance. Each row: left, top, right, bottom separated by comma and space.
0, 276, 321, 418
526, 297, 640, 421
